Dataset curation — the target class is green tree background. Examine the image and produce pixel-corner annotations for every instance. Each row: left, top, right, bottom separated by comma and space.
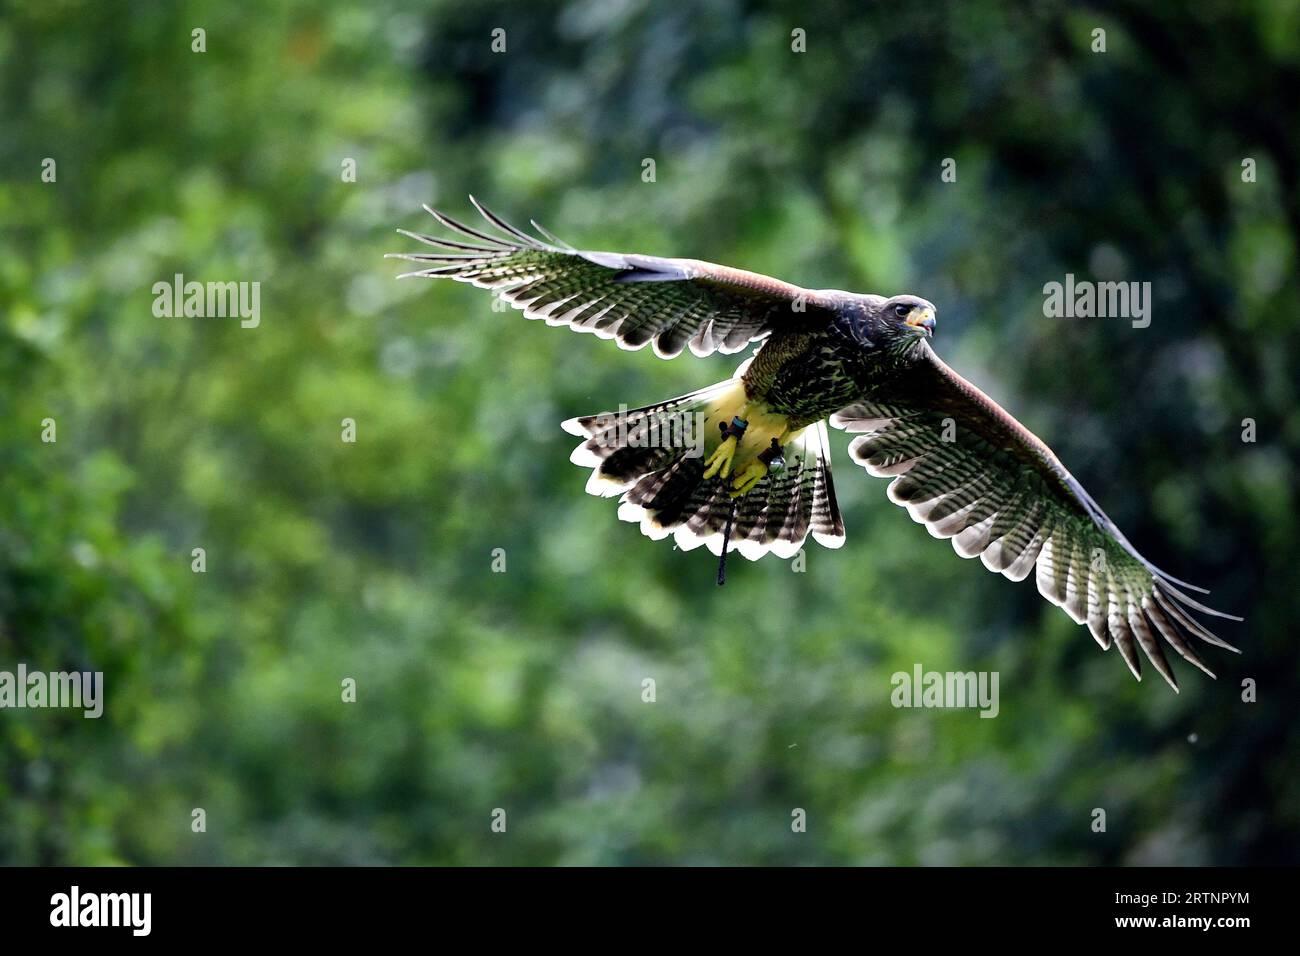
1, 0, 1296, 865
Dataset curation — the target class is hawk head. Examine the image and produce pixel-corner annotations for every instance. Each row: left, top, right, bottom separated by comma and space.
859, 294, 936, 354
884, 295, 936, 336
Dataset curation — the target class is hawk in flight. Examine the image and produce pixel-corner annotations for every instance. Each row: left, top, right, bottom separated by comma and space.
391, 199, 1241, 690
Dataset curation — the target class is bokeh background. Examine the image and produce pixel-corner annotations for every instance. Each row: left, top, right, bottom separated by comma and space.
1, 0, 1297, 865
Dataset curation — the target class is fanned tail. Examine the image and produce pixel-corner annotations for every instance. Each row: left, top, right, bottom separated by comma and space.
563, 381, 846, 561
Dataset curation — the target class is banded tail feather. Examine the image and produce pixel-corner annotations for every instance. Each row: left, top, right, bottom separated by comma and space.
562, 378, 845, 561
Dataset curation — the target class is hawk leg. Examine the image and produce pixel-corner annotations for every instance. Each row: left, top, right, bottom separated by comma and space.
729, 436, 788, 498
702, 415, 749, 480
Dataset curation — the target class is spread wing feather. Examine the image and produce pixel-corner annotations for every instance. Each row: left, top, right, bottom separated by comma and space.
388, 197, 834, 359
830, 344, 1240, 690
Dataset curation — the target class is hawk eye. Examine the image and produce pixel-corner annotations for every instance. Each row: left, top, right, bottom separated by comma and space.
893, 303, 911, 318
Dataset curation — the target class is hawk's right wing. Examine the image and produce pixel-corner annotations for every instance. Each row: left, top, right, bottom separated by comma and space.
388, 197, 836, 359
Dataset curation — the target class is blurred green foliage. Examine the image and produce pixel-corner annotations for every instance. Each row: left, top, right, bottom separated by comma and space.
1, 0, 1297, 865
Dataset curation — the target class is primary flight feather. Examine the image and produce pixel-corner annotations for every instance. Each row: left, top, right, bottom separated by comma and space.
390, 198, 1241, 691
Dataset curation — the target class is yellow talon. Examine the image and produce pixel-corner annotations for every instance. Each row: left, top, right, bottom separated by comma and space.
730, 461, 768, 497
702, 435, 738, 480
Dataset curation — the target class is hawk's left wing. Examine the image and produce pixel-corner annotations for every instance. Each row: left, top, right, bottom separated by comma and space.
388, 198, 836, 359
830, 342, 1241, 690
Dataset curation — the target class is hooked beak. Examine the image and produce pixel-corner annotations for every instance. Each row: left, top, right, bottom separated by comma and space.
906, 306, 936, 337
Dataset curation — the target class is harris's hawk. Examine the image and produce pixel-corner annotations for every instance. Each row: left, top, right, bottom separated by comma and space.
390, 199, 1241, 690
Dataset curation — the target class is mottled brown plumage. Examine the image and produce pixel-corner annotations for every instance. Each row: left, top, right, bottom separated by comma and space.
391, 199, 1241, 690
